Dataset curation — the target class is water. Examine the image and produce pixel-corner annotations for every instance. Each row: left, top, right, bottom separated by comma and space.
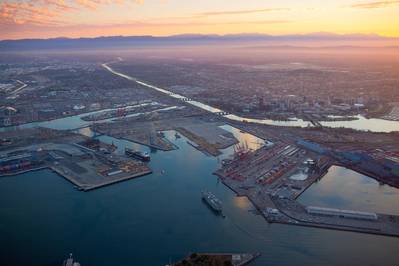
1, 131, 399, 265
0, 64, 399, 265
104, 62, 399, 133
320, 115, 399, 132
299, 165, 399, 216
217, 125, 266, 161
1, 65, 398, 133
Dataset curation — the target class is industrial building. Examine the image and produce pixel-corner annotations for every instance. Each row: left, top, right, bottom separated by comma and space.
297, 140, 327, 155
306, 206, 378, 221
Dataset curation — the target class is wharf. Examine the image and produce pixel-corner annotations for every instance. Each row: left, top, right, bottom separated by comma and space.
50, 157, 152, 191
214, 141, 399, 237
272, 197, 399, 237
220, 170, 399, 237
173, 252, 260, 266
0, 139, 153, 192
81, 169, 152, 191
0, 162, 153, 192
0, 166, 48, 177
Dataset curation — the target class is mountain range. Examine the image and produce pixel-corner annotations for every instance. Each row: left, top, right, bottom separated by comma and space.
1, 33, 398, 50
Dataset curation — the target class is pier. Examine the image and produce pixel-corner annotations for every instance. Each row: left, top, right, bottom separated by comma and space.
0, 130, 153, 192
173, 253, 261, 266
214, 139, 399, 237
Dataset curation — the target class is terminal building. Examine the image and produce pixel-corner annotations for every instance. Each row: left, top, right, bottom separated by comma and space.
306, 206, 378, 221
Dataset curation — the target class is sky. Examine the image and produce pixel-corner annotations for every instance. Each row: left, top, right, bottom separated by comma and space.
0, 0, 399, 40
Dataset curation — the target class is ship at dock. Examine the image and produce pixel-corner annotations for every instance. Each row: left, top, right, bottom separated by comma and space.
125, 148, 150, 162
201, 190, 223, 214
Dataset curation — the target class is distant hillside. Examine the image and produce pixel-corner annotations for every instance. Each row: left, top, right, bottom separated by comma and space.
0, 33, 398, 50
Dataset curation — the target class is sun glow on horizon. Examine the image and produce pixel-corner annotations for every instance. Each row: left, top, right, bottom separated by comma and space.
1, 0, 399, 40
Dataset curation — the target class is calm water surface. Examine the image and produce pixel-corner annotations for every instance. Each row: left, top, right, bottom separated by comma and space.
299, 165, 399, 215
1, 87, 399, 265
1, 131, 399, 266
106, 63, 399, 133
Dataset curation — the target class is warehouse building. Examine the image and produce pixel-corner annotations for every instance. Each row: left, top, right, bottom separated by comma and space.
306, 206, 378, 221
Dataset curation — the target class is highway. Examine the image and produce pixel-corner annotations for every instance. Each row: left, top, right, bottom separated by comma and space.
102, 61, 225, 113
8, 80, 28, 98
102, 60, 399, 132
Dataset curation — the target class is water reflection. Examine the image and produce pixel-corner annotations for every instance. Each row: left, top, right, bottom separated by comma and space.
233, 196, 252, 210
299, 165, 399, 215
76, 127, 94, 137
4, 64, 398, 134
1, 125, 399, 265
321, 115, 399, 132
226, 114, 399, 133
104, 63, 399, 133
0, 104, 179, 132
218, 125, 266, 161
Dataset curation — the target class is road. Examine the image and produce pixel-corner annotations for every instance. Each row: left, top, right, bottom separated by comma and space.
102, 59, 399, 133
8, 80, 28, 97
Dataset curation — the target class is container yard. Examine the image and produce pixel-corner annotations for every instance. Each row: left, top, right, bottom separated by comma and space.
92, 114, 238, 156
214, 136, 399, 237
0, 128, 152, 191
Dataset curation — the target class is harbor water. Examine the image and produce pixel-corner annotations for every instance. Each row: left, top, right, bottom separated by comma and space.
1, 70, 399, 264
105, 63, 399, 133
299, 165, 399, 215
1, 126, 399, 265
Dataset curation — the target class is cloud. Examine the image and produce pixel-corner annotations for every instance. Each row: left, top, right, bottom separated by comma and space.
0, 0, 143, 26
113, 19, 292, 27
197, 8, 289, 17
74, 0, 115, 10
0, 2, 62, 26
0, 2, 291, 40
73, 0, 143, 10
0, 18, 292, 40
43, 0, 78, 11
351, 0, 399, 9
12, 19, 292, 30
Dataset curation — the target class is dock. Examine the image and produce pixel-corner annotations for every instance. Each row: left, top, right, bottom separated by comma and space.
0, 135, 153, 192
214, 140, 399, 237
172, 252, 260, 266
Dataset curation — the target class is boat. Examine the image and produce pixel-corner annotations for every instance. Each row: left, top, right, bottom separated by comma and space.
201, 190, 223, 214
62, 253, 80, 266
125, 148, 150, 161
175, 132, 181, 139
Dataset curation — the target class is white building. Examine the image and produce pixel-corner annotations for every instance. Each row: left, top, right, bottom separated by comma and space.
306, 206, 378, 221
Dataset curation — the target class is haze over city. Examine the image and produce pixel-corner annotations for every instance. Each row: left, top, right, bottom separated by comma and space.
1, 1, 399, 266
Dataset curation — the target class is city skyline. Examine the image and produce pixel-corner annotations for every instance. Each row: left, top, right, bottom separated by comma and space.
1, 0, 399, 40
2, 1, 399, 265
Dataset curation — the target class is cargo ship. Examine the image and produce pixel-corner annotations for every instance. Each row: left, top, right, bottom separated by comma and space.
201, 190, 223, 214
125, 148, 150, 162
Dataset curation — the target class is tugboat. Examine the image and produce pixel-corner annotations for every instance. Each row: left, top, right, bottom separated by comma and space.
201, 190, 224, 216
125, 148, 150, 162
62, 253, 80, 266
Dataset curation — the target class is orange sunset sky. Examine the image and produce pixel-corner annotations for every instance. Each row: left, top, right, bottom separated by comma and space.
1, 0, 399, 40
